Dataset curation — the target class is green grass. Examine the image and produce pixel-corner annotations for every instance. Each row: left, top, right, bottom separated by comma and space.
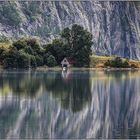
90, 55, 140, 68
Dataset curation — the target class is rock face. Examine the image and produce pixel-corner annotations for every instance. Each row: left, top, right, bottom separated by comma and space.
0, 1, 140, 59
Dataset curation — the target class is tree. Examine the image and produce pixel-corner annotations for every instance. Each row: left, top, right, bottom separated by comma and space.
0, 46, 7, 61
24, 46, 35, 55
26, 38, 42, 55
35, 55, 43, 66
13, 38, 43, 55
0, 24, 93, 69
46, 55, 57, 67
17, 50, 29, 69
3, 47, 19, 68
13, 38, 27, 50
43, 38, 65, 64
30, 55, 37, 68
61, 27, 71, 45
12, 38, 44, 68
61, 24, 93, 67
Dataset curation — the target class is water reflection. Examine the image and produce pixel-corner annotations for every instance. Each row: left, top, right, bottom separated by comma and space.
45, 70, 91, 112
90, 70, 140, 139
0, 70, 139, 139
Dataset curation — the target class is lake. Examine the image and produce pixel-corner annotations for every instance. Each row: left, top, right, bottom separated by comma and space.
0, 70, 139, 139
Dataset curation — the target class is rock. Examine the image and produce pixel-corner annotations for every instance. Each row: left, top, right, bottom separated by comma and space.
0, 1, 140, 59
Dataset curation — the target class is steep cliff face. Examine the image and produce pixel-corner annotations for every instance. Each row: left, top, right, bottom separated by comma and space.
0, 1, 140, 59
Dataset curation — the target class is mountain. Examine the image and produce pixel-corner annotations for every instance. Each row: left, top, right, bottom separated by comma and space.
0, 1, 140, 59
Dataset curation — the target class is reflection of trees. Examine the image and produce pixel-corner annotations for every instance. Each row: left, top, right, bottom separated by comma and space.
0, 70, 92, 112
44, 71, 92, 112
0, 71, 43, 97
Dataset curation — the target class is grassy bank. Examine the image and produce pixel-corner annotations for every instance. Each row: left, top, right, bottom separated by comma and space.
90, 55, 140, 68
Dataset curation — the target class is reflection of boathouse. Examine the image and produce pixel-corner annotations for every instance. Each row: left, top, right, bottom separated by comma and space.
61, 69, 72, 80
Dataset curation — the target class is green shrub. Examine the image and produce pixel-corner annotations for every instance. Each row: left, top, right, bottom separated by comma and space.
131, 64, 138, 68
123, 60, 129, 68
46, 55, 57, 67
13, 39, 27, 50
104, 57, 131, 68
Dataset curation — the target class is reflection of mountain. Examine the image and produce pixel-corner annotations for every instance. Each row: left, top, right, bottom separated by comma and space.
89, 71, 140, 139
0, 71, 139, 138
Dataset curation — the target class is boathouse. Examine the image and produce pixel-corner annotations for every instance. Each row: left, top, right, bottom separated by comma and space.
61, 57, 74, 68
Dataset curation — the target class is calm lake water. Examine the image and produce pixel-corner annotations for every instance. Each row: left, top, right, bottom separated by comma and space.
0, 70, 140, 139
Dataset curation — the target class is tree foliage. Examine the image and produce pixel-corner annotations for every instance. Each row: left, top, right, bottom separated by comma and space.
43, 38, 65, 64
0, 38, 44, 69
0, 24, 93, 68
61, 24, 93, 67
44, 24, 93, 67
46, 55, 57, 67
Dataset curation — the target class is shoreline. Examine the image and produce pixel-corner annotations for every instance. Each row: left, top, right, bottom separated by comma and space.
0, 66, 140, 72
35, 66, 140, 71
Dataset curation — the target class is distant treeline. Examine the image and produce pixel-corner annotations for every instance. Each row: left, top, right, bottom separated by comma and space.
0, 24, 93, 69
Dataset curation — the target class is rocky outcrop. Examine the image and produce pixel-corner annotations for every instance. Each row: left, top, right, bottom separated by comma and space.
0, 1, 140, 59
